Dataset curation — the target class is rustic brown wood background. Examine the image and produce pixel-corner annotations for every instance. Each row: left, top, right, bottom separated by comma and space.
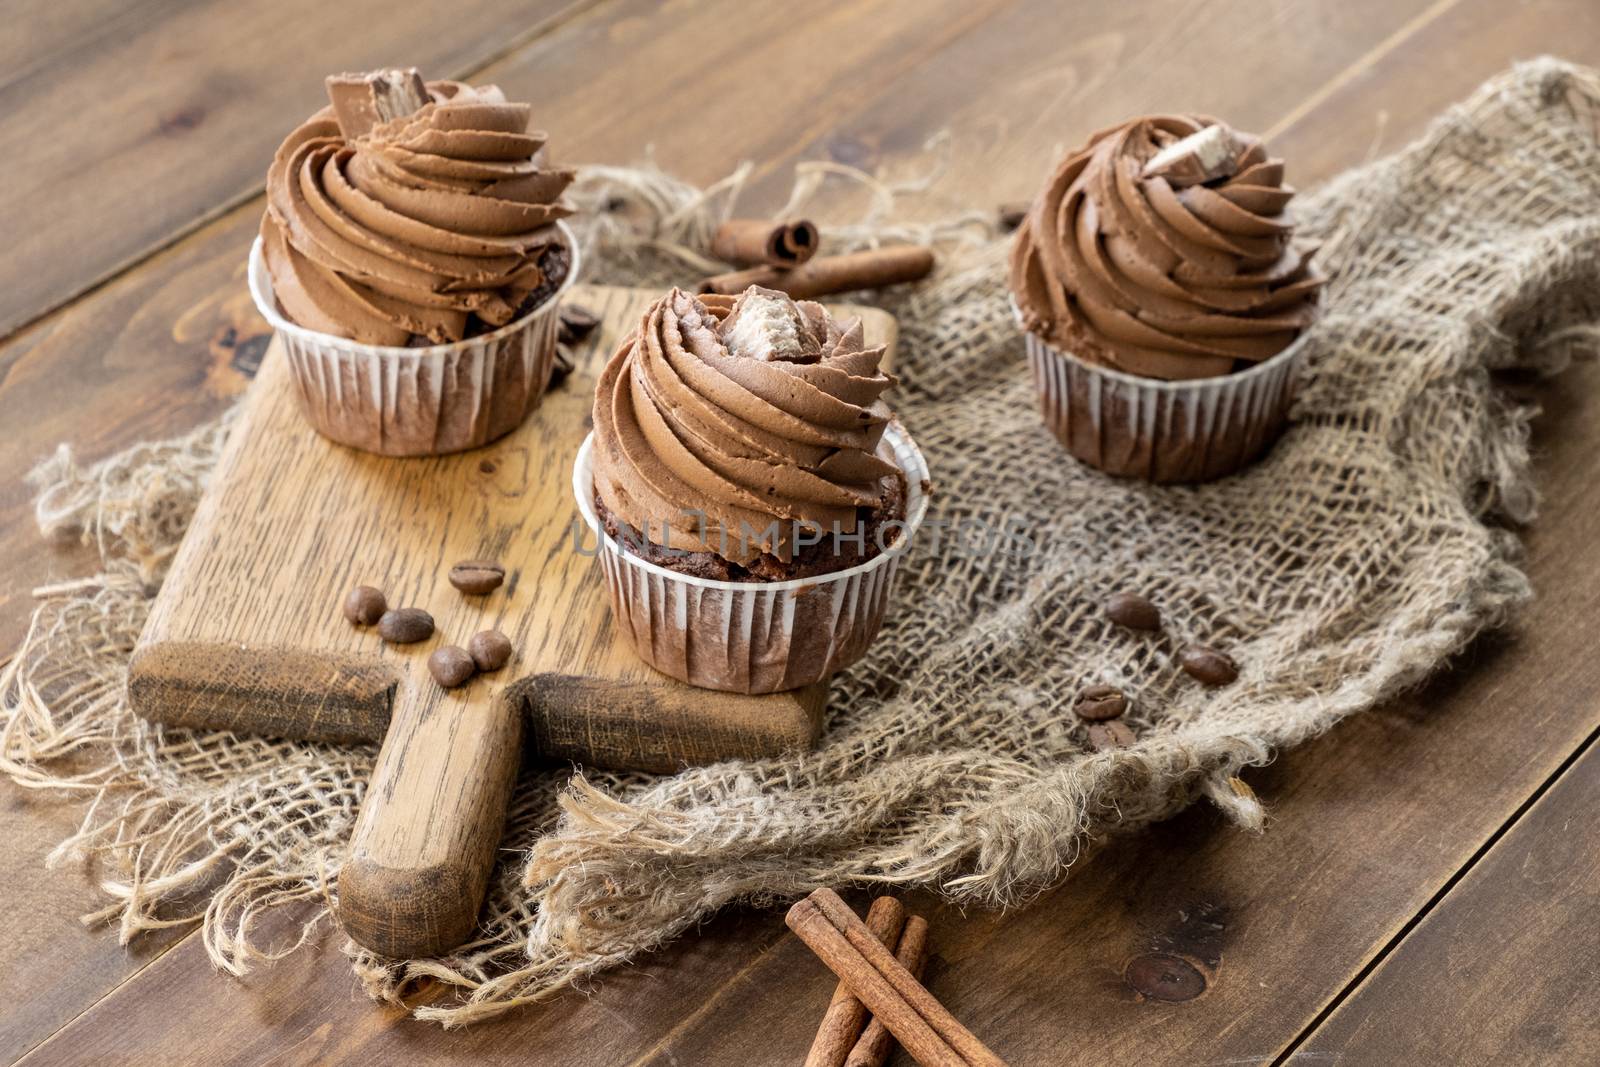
3, 1, 1598, 1064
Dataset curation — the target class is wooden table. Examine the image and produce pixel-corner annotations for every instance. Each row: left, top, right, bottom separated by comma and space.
3, 2, 1598, 1063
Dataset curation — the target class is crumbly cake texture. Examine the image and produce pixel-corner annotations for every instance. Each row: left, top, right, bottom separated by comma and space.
596, 468, 907, 581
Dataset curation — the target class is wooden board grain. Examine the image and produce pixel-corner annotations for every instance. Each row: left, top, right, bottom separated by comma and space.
1294, 737, 1600, 1064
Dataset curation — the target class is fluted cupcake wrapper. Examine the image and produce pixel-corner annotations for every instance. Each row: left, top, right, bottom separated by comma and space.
1022, 325, 1310, 484
246, 222, 577, 457
572, 424, 931, 694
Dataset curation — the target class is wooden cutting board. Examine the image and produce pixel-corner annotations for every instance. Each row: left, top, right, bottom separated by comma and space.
128, 283, 897, 957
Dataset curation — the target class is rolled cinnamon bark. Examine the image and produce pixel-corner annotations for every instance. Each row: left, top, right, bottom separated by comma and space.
846, 914, 931, 1067
786, 888, 1006, 1067
805, 896, 907, 1067
712, 218, 820, 267
698, 246, 935, 300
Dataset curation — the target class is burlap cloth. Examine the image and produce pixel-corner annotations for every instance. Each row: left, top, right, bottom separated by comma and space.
6, 60, 1600, 1025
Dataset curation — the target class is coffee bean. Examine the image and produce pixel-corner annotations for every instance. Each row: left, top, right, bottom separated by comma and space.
551, 343, 576, 387
449, 560, 505, 595
1074, 683, 1127, 721
1180, 645, 1239, 686
343, 585, 386, 626
1106, 592, 1161, 631
428, 646, 475, 689
377, 607, 434, 644
468, 630, 513, 672
1088, 720, 1136, 751
558, 303, 600, 344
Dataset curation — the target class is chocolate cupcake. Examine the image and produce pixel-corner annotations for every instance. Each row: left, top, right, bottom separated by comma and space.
247, 68, 578, 455
573, 286, 930, 693
1010, 116, 1322, 482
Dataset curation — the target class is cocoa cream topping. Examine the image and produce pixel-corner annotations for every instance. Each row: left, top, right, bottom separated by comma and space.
592, 287, 900, 565
261, 80, 573, 345
1010, 115, 1322, 380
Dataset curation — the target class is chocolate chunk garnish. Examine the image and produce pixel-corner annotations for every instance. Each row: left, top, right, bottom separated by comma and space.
343, 585, 386, 626
1088, 721, 1136, 751
449, 560, 506, 595
428, 646, 475, 689
468, 630, 513, 672
378, 607, 434, 644
1180, 645, 1239, 686
1105, 592, 1161, 631
1074, 684, 1127, 721
1141, 123, 1243, 187
325, 68, 429, 140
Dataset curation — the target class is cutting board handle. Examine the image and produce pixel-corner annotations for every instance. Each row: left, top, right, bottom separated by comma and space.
336, 682, 523, 958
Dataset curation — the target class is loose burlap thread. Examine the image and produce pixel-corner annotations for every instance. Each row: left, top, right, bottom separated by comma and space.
5, 60, 1600, 1025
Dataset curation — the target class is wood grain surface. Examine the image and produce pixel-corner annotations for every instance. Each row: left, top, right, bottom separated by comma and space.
1294, 734, 1600, 1065
5, 0, 1600, 1064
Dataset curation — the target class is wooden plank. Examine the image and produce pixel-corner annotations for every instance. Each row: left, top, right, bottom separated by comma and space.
11, 897, 811, 1067
1269, 0, 1600, 181
0, 0, 593, 339
469, 0, 1013, 185
0, 799, 189, 1065
1292, 738, 1600, 1063
727, 0, 1475, 213
6, 0, 1600, 1062
0, 207, 265, 657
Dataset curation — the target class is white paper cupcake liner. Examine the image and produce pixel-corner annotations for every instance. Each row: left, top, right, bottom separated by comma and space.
1022, 323, 1309, 483
572, 424, 931, 694
247, 221, 577, 457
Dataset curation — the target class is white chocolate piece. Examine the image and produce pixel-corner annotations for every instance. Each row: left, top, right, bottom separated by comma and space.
1142, 124, 1244, 186
722, 286, 811, 362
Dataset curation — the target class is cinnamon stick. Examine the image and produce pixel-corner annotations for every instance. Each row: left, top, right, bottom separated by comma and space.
712, 218, 820, 267
846, 914, 931, 1067
786, 888, 1006, 1067
698, 246, 935, 300
805, 896, 907, 1067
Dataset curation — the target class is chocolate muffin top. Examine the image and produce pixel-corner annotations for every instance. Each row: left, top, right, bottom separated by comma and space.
1010, 115, 1322, 380
592, 286, 900, 566
261, 69, 573, 346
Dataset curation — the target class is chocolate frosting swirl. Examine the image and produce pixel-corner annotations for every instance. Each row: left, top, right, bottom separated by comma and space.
592, 287, 900, 565
1010, 115, 1321, 380
261, 80, 573, 345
